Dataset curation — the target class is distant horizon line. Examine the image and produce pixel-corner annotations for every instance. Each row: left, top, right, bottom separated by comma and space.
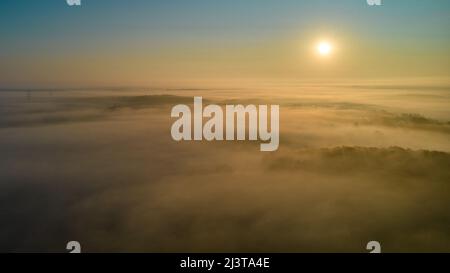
1, 76, 450, 92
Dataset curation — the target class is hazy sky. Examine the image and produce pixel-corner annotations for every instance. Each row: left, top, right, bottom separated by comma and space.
0, 0, 449, 87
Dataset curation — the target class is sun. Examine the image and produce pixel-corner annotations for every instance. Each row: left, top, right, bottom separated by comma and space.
317, 41, 332, 56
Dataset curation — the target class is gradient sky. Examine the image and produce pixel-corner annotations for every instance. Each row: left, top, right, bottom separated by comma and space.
0, 0, 449, 87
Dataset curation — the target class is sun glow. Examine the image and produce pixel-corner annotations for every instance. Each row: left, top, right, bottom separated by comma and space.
317, 41, 332, 56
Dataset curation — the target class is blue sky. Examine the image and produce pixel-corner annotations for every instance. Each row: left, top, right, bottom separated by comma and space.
0, 0, 449, 87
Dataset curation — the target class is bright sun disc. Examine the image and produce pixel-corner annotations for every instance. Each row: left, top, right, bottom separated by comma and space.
317, 41, 332, 56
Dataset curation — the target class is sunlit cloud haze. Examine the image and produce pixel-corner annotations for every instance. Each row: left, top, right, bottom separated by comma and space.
0, 86, 449, 252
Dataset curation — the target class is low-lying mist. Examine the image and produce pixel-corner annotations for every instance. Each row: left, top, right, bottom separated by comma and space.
0, 83, 449, 252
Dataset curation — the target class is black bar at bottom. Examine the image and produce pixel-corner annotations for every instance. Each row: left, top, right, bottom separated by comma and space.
2, 253, 447, 272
